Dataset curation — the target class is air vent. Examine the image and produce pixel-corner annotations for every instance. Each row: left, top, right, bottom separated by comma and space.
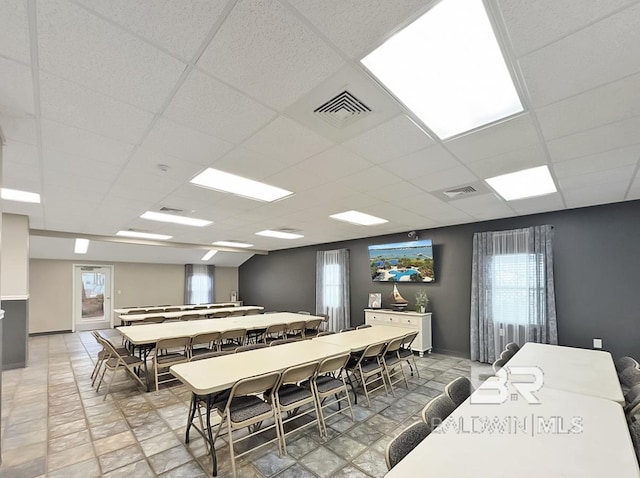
314, 90, 371, 128
443, 186, 478, 199
159, 206, 184, 213
275, 227, 301, 233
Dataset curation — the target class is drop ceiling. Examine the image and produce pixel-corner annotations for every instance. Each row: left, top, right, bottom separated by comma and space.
1, 0, 639, 265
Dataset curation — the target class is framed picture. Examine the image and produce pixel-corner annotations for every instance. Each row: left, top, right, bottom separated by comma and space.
368, 293, 382, 309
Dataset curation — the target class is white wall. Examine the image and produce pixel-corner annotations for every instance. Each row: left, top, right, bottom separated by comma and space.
1, 214, 29, 298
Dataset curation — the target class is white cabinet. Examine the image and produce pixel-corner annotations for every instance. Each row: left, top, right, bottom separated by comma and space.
364, 309, 432, 356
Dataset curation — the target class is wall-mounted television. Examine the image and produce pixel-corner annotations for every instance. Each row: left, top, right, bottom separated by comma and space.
369, 239, 435, 282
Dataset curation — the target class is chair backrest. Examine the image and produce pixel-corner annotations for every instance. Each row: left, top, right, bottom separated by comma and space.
157, 336, 191, 352
270, 338, 298, 347
235, 343, 268, 353
629, 420, 640, 462
620, 366, 640, 388
163, 318, 182, 323
127, 309, 148, 315
163, 307, 181, 312
445, 376, 474, 407
192, 305, 208, 310
210, 311, 230, 318
340, 327, 355, 333
145, 316, 166, 324
305, 318, 323, 331
227, 309, 247, 317
265, 323, 287, 335
499, 349, 515, 361
231, 371, 281, 398
180, 313, 201, 321
146, 308, 165, 314
617, 356, 640, 374
316, 331, 336, 337
421, 394, 456, 430
244, 308, 261, 315
317, 353, 350, 375
401, 331, 419, 348
191, 332, 221, 348
286, 321, 307, 335
361, 342, 387, 360
385, 421, 431, 470
221, 328, 247, 343
492, 357, 507, 373
297, 310, 311, 315
505, 342, 520, 354
356, 324, 372, 329
279, 361, 318, 386
383, 336, 405, 355
190, 350, 234, 361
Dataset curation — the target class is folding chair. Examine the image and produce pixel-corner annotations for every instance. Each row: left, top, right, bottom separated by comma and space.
152, 336, 191, 391
312, 353, 354, 436
346, 342, 389, 407
95, 336, 146, 400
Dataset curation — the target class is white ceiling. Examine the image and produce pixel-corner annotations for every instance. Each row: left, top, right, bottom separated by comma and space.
1, 0, 639, 265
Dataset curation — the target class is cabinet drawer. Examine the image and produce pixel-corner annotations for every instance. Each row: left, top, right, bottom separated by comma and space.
391, 316, 418, 327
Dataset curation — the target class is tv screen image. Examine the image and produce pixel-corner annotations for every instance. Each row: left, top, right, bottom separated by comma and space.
368, 239, 435, 282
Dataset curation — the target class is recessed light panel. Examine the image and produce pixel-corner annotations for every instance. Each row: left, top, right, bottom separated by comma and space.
190, 168, 293, 202
329, 210, 388, 226
116, 231, 173, 240
256, 230, 304, 239
201, 250, 218, 261
74, 238, 89, 254
1, 188, 41, 203
141, 211, 212, 227
212, 240, 254, 248
485, 165, 557, 201
361, 0, 523, 139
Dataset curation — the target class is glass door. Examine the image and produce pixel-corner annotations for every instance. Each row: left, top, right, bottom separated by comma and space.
73, 265, 113, 331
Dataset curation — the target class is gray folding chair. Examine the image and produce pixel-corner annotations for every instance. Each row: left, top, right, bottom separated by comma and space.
421, 393, 456, 431
385, 421, 432, 470
445, 376, 474, 407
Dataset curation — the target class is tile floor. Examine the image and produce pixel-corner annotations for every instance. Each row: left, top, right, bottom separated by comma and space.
0, 330, 491, 477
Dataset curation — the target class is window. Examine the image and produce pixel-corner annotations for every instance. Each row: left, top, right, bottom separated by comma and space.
184, 264, 215, 304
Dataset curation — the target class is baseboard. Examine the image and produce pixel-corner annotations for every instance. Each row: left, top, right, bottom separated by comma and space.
3, 361, 26, 370
431, 347, 470, 359
29, 330, 72, 337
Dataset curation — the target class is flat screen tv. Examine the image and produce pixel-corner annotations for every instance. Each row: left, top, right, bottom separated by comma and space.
369, 239, 435, 282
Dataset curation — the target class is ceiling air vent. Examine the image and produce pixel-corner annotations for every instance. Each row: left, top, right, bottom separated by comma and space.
314, 90, 371, 128
443, 185, 478, 199
159, 206, 184, 213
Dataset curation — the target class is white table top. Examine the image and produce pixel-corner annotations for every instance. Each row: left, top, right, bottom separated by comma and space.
506, 342, 624, 405
386, 385, 640, 478
171, 339, 350, 395
119, 305, 263, 323
118, 312, 321, 345
313, 325, 414, 351
114, 302, 241, 314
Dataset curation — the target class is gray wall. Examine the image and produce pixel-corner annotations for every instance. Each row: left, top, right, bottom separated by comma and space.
240, 200, 640, 359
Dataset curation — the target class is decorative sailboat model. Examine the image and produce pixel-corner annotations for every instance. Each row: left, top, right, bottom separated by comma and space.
389, 284, 409, 311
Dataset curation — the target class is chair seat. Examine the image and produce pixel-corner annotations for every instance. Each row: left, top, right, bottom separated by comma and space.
278, 386, 313, 406
384, 353, 401, 366
156, 352, 188, 364
361, 360, 382, 373
106, 355, 142, 367
315, 376, 344, 394
229, 396, 272, 422
397, 348, 413, 358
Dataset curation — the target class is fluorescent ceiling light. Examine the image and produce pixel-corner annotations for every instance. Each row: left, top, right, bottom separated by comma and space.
140, 211, 212, 227
201, 250, 218, 261
1, 188, 41, 203
212, 240, 254, 248
329, 210, 388, 226
74, 238, 89, 254
361, 0, 523, 139
116, 230, 173, 240
485, 165, 557, 201
256, 230, 304, 240
190, 168, 293, 202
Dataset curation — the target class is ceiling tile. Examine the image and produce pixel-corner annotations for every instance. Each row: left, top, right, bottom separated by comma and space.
37, 0, 186, 112
380, 145, 462, 180
197, 0, 344, 110
553, 145, 640, 178
164, 70, 276, 144
466, 142, 548, 179
508, 193, 565, 216
628, 170, 640, 200
294, 146, 371, 182
547, 115, 640, 162
449, 193, 515, 221
343, 115, 434, 164
409, 165, 478, 193
2, 152, 41, 192
212, 146, 290, 181
74, 0, 227, 60
127, 148, 206, 184
3, 141, 39, 168
289, 0, 429, 58
497, 0, 635, 57
536, 73, 640, 140
558, 164, 636, 191
141, 117, 235, 166
43, 170, 112, 196
261, 163, 329, 192
240, 116, 333, 165
39, 72, 154, 143
0, 57, 34, 116
519, 2, 640, 108
42, 149, 121, 183
564, 180, 628, 209
0, 0, 30, 63
41, 119, 133, 165
330, 166, 405, 194
0, 117, 37, 144
445, 114, 539, 163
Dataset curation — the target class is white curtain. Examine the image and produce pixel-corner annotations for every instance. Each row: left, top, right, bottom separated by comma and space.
184, 264, 215, 304
316, 249, 350, 332
470, 226, 557, 363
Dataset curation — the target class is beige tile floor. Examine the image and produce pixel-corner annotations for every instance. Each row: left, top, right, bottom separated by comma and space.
0, 330, 491, 477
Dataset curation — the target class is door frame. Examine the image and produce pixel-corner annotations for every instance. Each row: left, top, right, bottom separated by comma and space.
71, 264, 115, 332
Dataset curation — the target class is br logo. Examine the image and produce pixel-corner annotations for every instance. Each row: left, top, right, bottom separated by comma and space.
471, 366, 544, 405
